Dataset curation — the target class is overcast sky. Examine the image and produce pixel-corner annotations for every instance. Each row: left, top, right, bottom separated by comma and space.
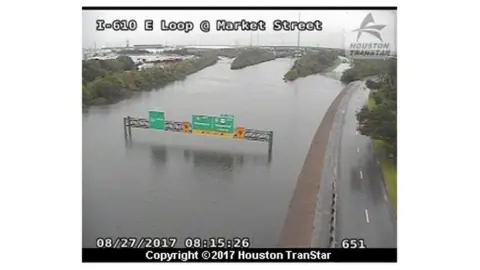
83, 9, 396, 49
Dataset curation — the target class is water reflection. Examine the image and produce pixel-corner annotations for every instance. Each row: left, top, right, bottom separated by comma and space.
150, 145, 168, 165
124, 135, 133, 148
188, 149, 237, 167
124, 137, 271, 171
189, 150, 236, 181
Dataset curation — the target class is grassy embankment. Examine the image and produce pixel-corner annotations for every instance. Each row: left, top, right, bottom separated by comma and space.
230, 49, 276, 70
283, 50, 339, 81
368, 96, 397, 212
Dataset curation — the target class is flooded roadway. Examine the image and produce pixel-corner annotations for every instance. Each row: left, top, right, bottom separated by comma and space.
82, 57, 346, 247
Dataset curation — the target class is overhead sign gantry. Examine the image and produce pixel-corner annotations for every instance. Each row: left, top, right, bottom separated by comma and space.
123, 110, 273, 157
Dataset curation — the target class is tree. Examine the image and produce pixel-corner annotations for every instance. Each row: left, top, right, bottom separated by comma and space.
132, 71, 148, 89
82, 54, 219, 107
231, 49, 275, 70
82, 85, 95, 105
283, 50, 339, 81
120, 71, 137, 90
116, 55, 136, 71
89, 78, 121, 101
341, 69, 360, 83
366, 79, 380, 89
355, 59, 397, 158
82, 60, 108, 83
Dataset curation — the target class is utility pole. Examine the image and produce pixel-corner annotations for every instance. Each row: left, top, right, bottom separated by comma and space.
297, 12, 301, 49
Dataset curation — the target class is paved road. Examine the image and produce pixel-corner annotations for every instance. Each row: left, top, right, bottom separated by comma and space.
335, 82, 397, 248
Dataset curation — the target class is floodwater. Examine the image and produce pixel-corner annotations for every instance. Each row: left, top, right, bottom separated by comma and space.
82, 57, 346, 247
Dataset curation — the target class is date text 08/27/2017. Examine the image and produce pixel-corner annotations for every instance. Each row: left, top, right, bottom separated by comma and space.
95, 237, 251, 249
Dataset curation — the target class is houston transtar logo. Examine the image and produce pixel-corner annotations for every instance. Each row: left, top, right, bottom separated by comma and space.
353, 13, 386, 42
346, 12, 393, 59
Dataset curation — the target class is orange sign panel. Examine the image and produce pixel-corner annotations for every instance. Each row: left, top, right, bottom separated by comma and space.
182, 122, 192, 133
235, 127, 245, 139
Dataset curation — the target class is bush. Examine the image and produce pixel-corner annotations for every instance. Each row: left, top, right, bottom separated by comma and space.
366, 79, 380, 89
341, 69, 360, 83
341, 59, 391, 83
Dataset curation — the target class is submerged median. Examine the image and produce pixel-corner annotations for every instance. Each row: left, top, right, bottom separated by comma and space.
230, 49, 276, 70
82, 53, 218, 107
283, 50, 339, 81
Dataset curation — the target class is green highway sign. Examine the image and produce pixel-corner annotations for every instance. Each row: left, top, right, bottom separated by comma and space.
213, 116, 234, 133
149, 111, 165, 130
192, 115, 214, 131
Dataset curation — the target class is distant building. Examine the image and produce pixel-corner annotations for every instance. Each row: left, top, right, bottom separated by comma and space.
134, 44, 165, 49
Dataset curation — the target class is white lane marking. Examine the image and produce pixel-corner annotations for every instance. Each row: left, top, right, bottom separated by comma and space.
356, 130, 359, 135
357, 147, 360, 153
360, 170, 363, 179
384, 193, 388, 201
365, 209, 370, 223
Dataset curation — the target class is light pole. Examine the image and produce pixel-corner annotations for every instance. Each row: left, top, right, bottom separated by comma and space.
297, 12, 301, 51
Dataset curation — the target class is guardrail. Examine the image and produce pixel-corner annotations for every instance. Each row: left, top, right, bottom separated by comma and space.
123, 116, 274, 158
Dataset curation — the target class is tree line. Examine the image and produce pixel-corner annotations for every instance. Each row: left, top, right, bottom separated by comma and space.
82, 54, 218, 106
340, 59, 390, 84
230, 49, 276, 70
354, 58, 397, 159
283, 50, 339, 81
